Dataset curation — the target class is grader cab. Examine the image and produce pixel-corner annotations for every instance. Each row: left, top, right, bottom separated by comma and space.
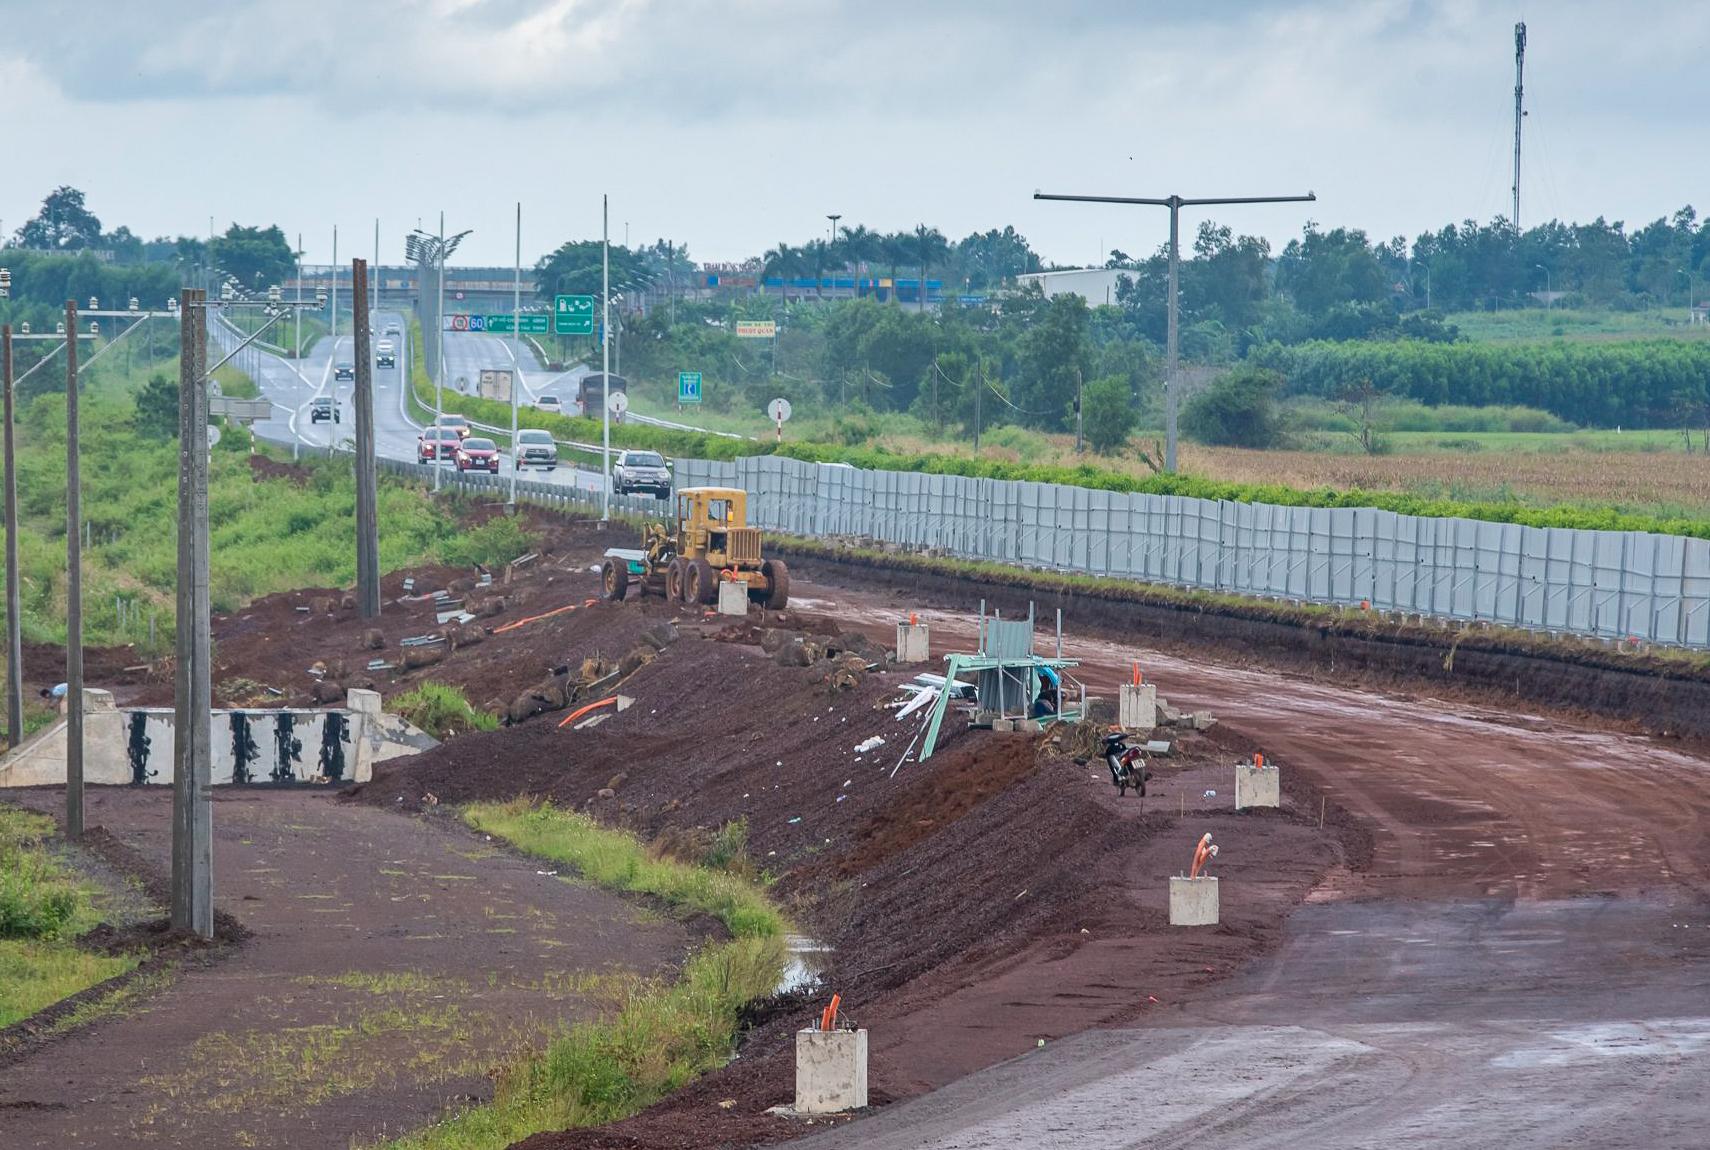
600, 486, 790, 608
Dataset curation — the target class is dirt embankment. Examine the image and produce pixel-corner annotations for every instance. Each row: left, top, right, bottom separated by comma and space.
777, 546, 1710, 744
349, 597, 1362, 1149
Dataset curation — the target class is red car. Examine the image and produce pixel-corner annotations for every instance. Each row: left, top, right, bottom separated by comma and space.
455, 437, 501, 473
434, 414, 471, 440
417, 426, 459, 463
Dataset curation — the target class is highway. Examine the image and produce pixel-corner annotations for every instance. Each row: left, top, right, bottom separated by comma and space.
215, 309, 609, 492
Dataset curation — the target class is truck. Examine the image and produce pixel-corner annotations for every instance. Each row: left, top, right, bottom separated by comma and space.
601, 486, 788, 609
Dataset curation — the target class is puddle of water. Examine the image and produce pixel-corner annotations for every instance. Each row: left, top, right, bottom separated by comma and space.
778, 934, 834, 994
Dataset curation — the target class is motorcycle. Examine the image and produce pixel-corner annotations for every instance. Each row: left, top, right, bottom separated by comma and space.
1103, 732, 1147, 797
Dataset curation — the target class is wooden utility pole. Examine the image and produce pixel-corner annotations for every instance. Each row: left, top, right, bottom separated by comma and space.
2, 325, 20, 747
171, 288, 213, 937
65, 301, 84, 838
351, 260, 380, 617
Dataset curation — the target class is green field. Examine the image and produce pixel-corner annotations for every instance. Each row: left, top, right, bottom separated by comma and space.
1446, 307, 1710, 344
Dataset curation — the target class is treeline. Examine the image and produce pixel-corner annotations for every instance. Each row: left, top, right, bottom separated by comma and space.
1249, 339, 1710, 428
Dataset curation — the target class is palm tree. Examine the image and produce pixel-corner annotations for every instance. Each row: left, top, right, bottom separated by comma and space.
881, 232, 914, 304
803, 239, 833, 300
762, 242, 805, 300
839, 224, 884, 294
915, 225, 950, 312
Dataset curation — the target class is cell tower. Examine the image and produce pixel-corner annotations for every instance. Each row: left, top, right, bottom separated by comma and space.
1512, 21, 1527, 235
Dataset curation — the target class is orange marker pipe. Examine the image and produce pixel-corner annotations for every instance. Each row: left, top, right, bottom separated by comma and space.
493, 602, 579, 634
1189, 832, 1214, 880
557, 696, 619, 729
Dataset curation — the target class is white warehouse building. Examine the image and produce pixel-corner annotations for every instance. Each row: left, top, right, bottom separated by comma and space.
1014, 268, 1127, 306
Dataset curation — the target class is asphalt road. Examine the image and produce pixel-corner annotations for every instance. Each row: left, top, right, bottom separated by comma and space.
215, 310, 607, 492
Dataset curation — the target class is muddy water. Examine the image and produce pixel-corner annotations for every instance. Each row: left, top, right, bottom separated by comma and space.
778, 933, 834, 995
804, 582, 1710, 902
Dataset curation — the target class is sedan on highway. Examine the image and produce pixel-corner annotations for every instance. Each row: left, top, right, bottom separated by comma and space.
515, 428, 558, 471
434, 413, 471, 440
335, 361, 355, 382
455, 437, 501, 474
417, 427, 460, 463
535, 394, 563, 415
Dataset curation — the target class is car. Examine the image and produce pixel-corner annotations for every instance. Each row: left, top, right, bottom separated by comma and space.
334, 361, 355, 382
455, 437, 501, 473
535, 394, 563, 415
384, 324, 400, 337
375, 340, 396, 368
416, 427, 459, 463
613, 449, 672, 498
309, 396, 340, 424
433, 413, 471, 440
515, 428, 558, 471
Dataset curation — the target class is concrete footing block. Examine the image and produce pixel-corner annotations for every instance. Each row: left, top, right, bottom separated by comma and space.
1118, 683, 1157, 731
896, 622, 930, 664
717, 581, 749, 616
1169, 876, 1219, 926
796, 1028, 868, 1114
1234, 765, 1280, 810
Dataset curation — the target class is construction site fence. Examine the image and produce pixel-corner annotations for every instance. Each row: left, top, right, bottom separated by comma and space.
262, 437, 1710, 649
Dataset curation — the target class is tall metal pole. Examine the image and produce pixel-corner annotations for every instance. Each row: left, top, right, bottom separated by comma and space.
601, 194, 611, 522
352, 260, 380, 618
1512, 21, 1527, 236
2, 325, 21, 748
434, 212, 445, 494
295, 233, 302, 358
331, 226, 339, 346
172, 288, 213, 937
372, 219, 380, 324
510, 200, 521, 509
1034, 189, 1316, 473
64, 300, 83, 839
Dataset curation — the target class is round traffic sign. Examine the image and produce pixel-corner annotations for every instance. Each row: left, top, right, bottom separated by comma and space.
768, 397, 793, 423
608, 391, 630, 416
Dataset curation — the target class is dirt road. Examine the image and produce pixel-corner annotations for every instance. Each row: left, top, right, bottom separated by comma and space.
0, 788, 690, 1150
782, 578, 1710, 1148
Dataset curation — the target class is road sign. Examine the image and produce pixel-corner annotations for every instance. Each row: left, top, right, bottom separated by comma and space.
554, 294, 596, 336
468, 314, 486, 332
736, 320, 777, 339
768, 397, 792, 423
451, 314, 470, 332
485, 315, 549, 335
608, 390, 630, 417
678, 371, 703, 405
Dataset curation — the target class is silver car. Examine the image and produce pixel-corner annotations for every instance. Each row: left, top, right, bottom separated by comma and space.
515, 428, 558, 472
613, 450, 671, 498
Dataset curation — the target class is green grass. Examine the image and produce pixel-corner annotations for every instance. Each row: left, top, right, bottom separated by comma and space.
373, 801, 787, 1150
1448, 306, 1710, 344
390, 682, 500, 739
225, 309, 330, 358
0, 805, 140, 1027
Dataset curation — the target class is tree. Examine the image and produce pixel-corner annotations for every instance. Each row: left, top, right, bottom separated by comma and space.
954, 226, 1042, 289
838, 224, 884, 279
535, 239, 650, 302
134, 373, 180, 439
209, 224, 293, 292
1181, 366, 1285, 448
1082, 375, 1136, 453
1014, 292, 1091, 430
1335, 378, 1389, 455
15, 186, 103, 251
913, 224, 949, 310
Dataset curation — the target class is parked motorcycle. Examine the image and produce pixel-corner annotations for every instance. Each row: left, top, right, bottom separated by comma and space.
1103, 732, 1147, 797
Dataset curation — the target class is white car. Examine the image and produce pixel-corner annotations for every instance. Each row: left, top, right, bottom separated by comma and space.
535, 394, 563, 415
515, 428, 558, 472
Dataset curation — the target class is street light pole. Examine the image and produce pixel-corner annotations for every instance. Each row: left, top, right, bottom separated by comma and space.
64, 299, 84, 839
1, 325, 20, 749
436, 212, 445, 493
601, 194, 611, 523
510, 200, 520, 511
1535, 264, 1551, 309
1034, 189, 1317, 473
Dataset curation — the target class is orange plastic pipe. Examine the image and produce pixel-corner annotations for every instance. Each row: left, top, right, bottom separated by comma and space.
820, 992, 842, 1031
557, 696, 619, 729
1189, 832, 1214, 880
1254, 752, 1265, 768
493, 602, 579, 634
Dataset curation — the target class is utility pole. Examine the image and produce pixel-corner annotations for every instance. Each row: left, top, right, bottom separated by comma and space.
295, 233, 302, 358
1034, 188, 1316, 473
172, 288, 213, 938
973, 363, 982, 454
1512, 21, 1527, 236
435, 211, 445, 494
601, 194, 611, 523
372, 219, 380, 324
2, 325, 20, 748
1074, 367, 1084, 454
352, 260, 380, 618
64, 300, 84, 839
331, 226, 339, 346
510, 201, 521, 510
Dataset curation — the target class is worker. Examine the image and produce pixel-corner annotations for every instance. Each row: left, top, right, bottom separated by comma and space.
1032, 666, 1061, 719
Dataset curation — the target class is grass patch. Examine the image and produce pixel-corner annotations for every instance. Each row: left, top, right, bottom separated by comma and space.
0, 805, 139, 1027
373, 801, 787, 1150
391, 682, 500, 740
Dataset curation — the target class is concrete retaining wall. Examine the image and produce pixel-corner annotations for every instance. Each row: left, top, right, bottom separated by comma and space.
0, 688, 435, 788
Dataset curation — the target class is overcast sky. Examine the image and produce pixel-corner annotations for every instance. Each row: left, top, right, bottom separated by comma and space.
3, 0, 1705, 270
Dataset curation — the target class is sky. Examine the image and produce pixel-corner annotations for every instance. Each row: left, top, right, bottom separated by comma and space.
2, 0, 1706, 270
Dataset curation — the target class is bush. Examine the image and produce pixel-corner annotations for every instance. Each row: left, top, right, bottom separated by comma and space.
390, 682, 499, 739
1181, 366, 1285, 448
0, 809, 80, 940
1082, 375, 1137, 454
437, 515, 535, 568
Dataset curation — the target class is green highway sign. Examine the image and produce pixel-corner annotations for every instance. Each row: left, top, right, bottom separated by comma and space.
484, 314, 549, 334
678, 371, 703, 405
554, 294, 596, 336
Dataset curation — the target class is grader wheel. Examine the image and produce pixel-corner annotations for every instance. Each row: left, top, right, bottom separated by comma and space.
666, 558, 687, 604
689, 559, 720, 605
601, 559, 629, 602
762, 559, 790, 609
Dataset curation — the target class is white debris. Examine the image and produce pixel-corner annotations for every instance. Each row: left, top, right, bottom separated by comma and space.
854, 736, 886, 754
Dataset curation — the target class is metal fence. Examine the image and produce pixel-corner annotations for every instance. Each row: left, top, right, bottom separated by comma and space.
257, 435, 1710, 648
671, 455, 1710, 649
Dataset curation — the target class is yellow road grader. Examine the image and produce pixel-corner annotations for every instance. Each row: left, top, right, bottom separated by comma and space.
600, 486, 790, 608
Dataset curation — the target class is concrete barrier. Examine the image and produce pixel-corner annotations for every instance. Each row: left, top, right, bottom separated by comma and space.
796, 1028, 868, 1113
717, 581, 748, 616
895, 622, 930, 664
1169, 875, 1219, 926
1235, 763, 1280, 810
0, 687, 436, 788
1119, 682, 1157, 731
